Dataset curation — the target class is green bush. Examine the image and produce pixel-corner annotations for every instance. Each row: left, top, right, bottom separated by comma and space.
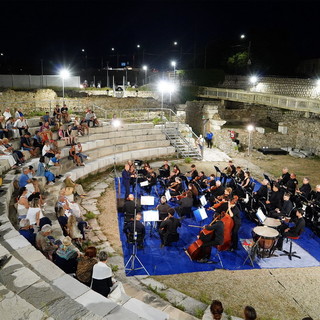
153, 117, 161, 125
184, 157, 192, 164
84, 211, 96, 220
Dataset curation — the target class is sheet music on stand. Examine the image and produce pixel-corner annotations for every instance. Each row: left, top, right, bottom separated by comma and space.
256, 208, 266, 224
143, 210, 160, 222
193, 207, 208, 222
165, 190, 171, 201
140, 196, 154, 206
140, 180, 149, 187
200, 195, 207, 206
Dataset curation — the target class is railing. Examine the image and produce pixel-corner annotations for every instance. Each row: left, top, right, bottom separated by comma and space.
199, 87, 320, 113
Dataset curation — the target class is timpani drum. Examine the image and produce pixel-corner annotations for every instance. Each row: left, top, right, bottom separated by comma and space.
263, 217, 281, 228
253, 226, 279, 256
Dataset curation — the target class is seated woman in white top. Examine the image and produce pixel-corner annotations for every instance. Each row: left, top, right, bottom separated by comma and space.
17, 187, 30, 218
26, 199, 43, 227
91, 251, 113, 297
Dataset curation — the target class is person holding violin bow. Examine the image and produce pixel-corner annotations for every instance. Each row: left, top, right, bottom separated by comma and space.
187, 164, 198, 181
165, 164, 182, 185
159, 208, 181, 247
207, 180, 225, 201
159, 160, 170, 178
227, 198, 241, 251
168, 177, 182, 196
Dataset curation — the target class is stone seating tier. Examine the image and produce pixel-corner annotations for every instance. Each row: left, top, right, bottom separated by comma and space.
0, 121, 174, 319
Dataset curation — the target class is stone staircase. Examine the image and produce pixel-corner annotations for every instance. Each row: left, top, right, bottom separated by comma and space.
157, 122, 202, 160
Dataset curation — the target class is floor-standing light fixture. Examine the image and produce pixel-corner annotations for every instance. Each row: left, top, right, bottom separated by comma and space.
171, 60, 176, 80
142, 65, 148, 85
59, 68, 70, 103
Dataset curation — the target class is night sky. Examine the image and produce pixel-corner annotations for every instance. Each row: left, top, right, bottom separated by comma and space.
1, 0, 320, 75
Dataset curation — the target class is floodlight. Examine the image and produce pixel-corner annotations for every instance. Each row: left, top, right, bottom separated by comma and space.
171, 61, 176, 67
240, 34, 246, 39
142, 65, 148, 71
59, 69, 70, 80
249, 76, 258, 84
316, 79, 320, 86
174, 41, 178, 45
112, 119, 121, 128
137, 44, 140, 48
247, 124, 255, 132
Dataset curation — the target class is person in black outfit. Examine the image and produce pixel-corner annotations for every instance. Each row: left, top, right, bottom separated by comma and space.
157, 196, 171, 220
123, 194, 140, 223
253, 179, 269, 202
122, 164, 131, 199
221, 160, 236, 186
279, 167, 290, 186
123, 213, 145, 249
188, 164, 198, 181
168, 177, 182, 196
159, 160, 170, 178
159, 208, 181, 247
296, 177, 312, 199
285, 173, 298, 195
270, 193, 293, 219
265, 184, 283, 213
176, 191, 193, 218
208, 180, 225, 203
144, 171, 157, 194
276, 208, 305, 250
235, 166, 245, 183
229, 200, 241, 251
197, 220, 224, 263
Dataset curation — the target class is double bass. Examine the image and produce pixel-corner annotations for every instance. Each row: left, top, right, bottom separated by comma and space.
185, 199, 237, 261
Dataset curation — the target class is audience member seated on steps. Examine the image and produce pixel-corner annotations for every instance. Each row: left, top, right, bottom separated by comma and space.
5, 117, 19, 139
61, 103, 71, 123
25, 178, 43, 204
159, 208, 181, 247
33, 131, 44, 151
41, 111, 55, 126
64, 173, 87, 198
3, 107, 12, 121
48, 153, 63, 178
75, 142, 89, 164
16, 187, 30, 219
36, 156, 56, 185
123, 213, 145, 249
76, 246, 98, 287
80, 117, 90, 135
69, 144, 83, 166
56, 207, 69, 236
2, 137, 25, 164
53, 104, 62, 121
39, 121, 53, 141
67, 214, 88, 242
42, 140, 55, 159
0, 116, 9, 139
0, 139, 19, 167
244, 306, 257, 320
58, 124, 74, 146
19, 167, 32, 188
26, 199, 43, 228
19, 218, 36, 246
54, 236, 81, 274
209, 300, 224, 320
36, 224, 59, 261
58, 189, 81, 218
91, 251, 114, 298
14, 116, 29, 136
20, 132, 39, 157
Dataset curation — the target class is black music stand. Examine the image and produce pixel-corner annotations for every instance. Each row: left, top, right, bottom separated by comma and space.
263, 173, 273, 188
214, 166, 222, 177
124, 174, 149, 276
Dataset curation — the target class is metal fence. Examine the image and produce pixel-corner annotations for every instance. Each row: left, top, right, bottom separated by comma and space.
0, 74, 80, 89
199, 87, 320, 114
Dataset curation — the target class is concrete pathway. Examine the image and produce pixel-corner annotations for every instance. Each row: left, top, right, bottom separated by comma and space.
202, 147, 231, 162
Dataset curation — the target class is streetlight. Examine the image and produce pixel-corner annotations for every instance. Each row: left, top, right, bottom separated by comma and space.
240, 34, 246, 39
111, 47, 115, 51
142, 65, 148, 84
247, 124, 255, 156
158, 81, 176, 111
137, 44, 140, 48
173, 41, 178, 46
59, 68, 70, 102
171, 60, 176, 79
249, 75, 258, 85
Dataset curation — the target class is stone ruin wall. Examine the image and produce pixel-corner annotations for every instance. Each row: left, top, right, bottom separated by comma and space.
185, 100, 320, 156
220, 75, 320, 99
0, 89, 161, 117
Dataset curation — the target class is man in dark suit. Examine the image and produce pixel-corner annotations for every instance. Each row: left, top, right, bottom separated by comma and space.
159, 208, 181, 247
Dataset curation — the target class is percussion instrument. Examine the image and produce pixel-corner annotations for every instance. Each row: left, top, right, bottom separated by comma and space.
263, 217, 281, 228
253, 226, 279, 257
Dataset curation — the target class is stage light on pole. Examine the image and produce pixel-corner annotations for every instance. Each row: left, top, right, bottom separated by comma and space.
171, 60, 176, 79
142, 65, 148, 84
173, 41, 178, 46
111, 47, 115, 51
137, 44, 140, 48
316, 79, 320, 87
249, 75, 258, 85
240, 34, 246, 39
247, 124, 255, 156
59, 68, 70, 102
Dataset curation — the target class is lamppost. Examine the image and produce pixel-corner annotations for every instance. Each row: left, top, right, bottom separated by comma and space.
59, 68, 70, 103
240, 34, 252, 67
247, 124, 255, 156
158, 81, 176, 112
171, 60, 176, 80
142, 65, 148, 85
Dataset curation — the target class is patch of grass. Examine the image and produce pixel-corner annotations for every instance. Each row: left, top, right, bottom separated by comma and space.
184, 157, 192, 164
153, 117, 161, 125
84, 211, 96, 220
110, 264, 119, 272
147, 285, 167, 300
172, 302, 186, 312
194, 307, 205, 319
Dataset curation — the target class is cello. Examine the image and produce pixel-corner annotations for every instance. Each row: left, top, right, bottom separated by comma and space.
185, 198, 237, 261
